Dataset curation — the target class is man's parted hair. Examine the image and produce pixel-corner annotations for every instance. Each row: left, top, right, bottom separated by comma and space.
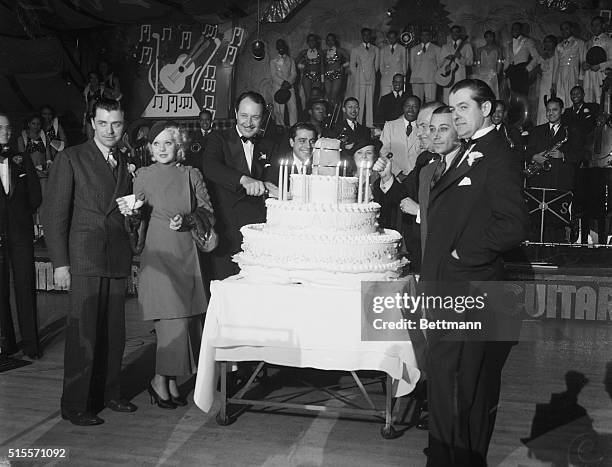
343, 96, 359, 107
431, 105, 452, 115
91, 98, 123, 118
546, 96, 564, 108
234, 91, 266, 112
449, 79, 496, 109
289, 122, 317, 140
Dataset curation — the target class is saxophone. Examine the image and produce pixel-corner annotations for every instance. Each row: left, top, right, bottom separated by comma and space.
523, 129, 568, 178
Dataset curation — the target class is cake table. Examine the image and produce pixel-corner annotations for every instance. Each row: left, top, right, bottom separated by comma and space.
193, 275, 422, 437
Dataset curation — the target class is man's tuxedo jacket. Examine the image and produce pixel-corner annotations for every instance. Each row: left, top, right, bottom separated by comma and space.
376, 92, 407, 123
422, 129, 528, 283
202, 127, 272, 256
331, 119, 370, 148
42, 139, 133, 277
0, 150, 41, 245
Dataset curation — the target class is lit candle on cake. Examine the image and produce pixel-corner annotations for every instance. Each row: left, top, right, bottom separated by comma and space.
364, 162, 371, 203
357, 161, 364, 204
342, 160, 347, 177
278, 159, 284, 201
284, 161, 290, 201
335, 161, 341, 204
302, 159, 309, 202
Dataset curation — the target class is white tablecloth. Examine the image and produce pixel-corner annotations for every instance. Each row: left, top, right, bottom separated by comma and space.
193, 276, 421, 413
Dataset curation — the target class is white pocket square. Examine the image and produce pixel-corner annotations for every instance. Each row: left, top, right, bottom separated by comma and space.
19, 173, 26, 178
458, 177, 471, 186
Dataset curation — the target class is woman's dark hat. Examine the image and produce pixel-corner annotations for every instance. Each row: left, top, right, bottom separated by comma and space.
147, 120, 172, 143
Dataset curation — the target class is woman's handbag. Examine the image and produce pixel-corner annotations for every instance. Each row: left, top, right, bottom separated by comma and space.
186, 172, 218, 253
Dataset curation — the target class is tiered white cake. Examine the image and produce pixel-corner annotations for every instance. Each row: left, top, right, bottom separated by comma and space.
233, 145, 406, 285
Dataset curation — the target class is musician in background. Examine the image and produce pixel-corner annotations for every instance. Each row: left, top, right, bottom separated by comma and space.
536, 35, 558, 125
308, 99, 330, 137
376, 73, 407, 124
186, 109, 214, 172
491, 100, 524, 160
562, 86, 598, 161
504, 22, 540, 97
438, 25, 473, 103
330, 97, 369, 153
583, 16, 612, 104
380, 30, 407, 98
350, 28, 379, 127
526, 97, 576, 242
552, 22, 586, 111
270, 39, 298, 127
410, 29, 442, 104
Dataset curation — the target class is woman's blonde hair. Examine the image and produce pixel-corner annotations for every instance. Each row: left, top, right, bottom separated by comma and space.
148, 125, 186, 162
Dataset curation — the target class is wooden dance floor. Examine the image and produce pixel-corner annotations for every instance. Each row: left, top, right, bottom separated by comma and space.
1, 292, 611, 466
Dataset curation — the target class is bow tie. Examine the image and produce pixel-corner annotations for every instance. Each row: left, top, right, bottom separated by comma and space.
240, 135, 255, 144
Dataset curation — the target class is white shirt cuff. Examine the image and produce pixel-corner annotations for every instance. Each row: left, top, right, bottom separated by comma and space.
416, 210, 421, 224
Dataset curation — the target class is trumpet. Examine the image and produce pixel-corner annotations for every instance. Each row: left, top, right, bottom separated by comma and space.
524, 130, 568, 178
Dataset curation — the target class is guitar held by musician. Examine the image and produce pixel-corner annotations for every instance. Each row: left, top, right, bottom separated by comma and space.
435, 35, 469, 88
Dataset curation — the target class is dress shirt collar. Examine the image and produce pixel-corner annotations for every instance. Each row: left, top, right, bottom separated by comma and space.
93, 138, 114, 160
550, 122, 560, 133
394, 91, 402, 98
471, 124, 495, 141
347, 119, 356, 130
441, 144, 462, 173
201, 128, 210, 136
403, 118, 414, 129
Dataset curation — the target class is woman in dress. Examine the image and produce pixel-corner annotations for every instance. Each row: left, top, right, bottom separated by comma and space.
536, 35, 558, 125
323, 33, 350, 105
297, 34, 324, 104
120, 121, 214, 409
475, 31, 502, 98
18, 115, 51, 176
40, 105, 67, 158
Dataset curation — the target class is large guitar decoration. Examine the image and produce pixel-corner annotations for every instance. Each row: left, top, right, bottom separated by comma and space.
435, 37, 469, 88
159, 34, 211, 93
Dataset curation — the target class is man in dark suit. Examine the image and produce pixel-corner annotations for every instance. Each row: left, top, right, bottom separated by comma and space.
185, 109, 214, 173
42, 98, 137, 426
562, 85, 598, 162
202, 91, 278, 280
330, 97, 370, 154
423, 79, 529, 466
0, 113, 42, 359
376, 73, 407, 124
491, 100, 525, 161
526, 96, 577, 242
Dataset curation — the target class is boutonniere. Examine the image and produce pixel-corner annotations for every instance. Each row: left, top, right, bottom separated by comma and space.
258, 152, 268, 161
467, 151, 484, 166
127, 163, 136, 178
11, 155, 23, 165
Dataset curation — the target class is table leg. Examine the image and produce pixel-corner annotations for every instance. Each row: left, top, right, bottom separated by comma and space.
216, 361, 233, 425
380, 374, 399, 439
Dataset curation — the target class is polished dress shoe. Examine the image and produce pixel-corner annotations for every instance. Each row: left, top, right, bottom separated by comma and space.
61, 412, 104, 426
106, 399, 137, 412
147, 383, 176, 409
170, 395, 187, 407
